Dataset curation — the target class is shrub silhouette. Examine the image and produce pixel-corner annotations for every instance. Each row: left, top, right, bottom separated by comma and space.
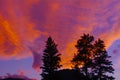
54, 69, 84, 80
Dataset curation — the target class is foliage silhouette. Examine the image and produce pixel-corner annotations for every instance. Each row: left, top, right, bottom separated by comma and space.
92, 39, 115, 80
41, 34, 115, 80
71, 34, 115, 80
71, 34, 94, 80
41, 37, 62, 80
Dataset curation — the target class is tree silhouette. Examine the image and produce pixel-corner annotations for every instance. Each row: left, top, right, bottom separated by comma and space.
41, 37, 62, 80
71, 34, 115, 80
40, 35, 115, 80
92, 39, 115, 80
71, 34, 94, 80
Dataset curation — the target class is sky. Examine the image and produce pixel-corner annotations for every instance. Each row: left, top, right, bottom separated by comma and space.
0, 0, 120, 80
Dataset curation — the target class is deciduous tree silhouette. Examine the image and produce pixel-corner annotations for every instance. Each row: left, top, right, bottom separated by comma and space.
71, 34, 94, 80
41, 37, 62, 80
92, 39, 115, 80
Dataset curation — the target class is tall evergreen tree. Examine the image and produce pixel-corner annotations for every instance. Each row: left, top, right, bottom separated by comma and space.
71, 34, 94, 80
41, 37, 62, 80
93, 39, 115, 80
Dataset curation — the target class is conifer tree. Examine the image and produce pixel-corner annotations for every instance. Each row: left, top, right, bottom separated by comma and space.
41, 37, 62, 80
93, 39, 115, 80
71, 34, 94, 80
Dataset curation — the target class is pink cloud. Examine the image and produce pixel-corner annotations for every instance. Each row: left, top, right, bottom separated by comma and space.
28, 46, 42, 72
1, 1, 120, 78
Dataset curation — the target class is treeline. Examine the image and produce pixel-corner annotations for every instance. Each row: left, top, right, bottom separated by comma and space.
41, 34, 115, 80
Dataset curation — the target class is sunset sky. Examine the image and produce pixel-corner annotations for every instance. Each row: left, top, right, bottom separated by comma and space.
0, 0, 120, 80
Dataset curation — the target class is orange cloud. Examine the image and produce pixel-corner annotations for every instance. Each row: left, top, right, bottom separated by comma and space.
1, 1, 120, 75
100, 26, 120, 48
0, 15, 40, 59
0, 0, 118, 79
